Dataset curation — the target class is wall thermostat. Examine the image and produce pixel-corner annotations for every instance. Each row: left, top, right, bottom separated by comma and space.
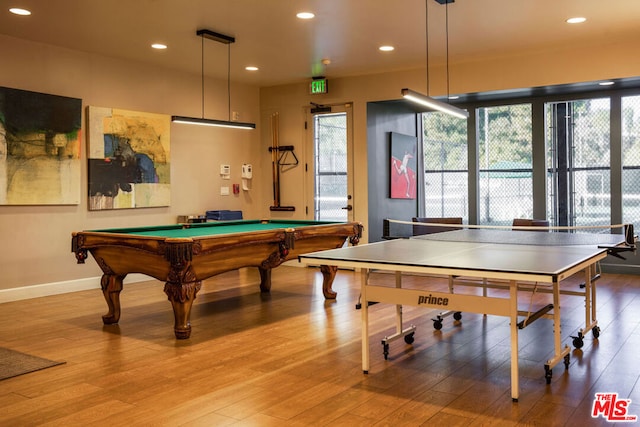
220, 164, 230, 179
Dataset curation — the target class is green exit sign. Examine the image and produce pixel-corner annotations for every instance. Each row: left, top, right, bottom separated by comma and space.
310, 78, 328, 94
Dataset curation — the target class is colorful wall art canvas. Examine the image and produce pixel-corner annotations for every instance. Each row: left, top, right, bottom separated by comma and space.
0, 87, 82, 205
390, 132, 417, 199
87, 107, 170, 210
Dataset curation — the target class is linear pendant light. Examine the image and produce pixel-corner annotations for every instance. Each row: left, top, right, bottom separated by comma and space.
171, 116, 255, 129
402, 0, 468, 120
401, 88, 468, 119
172, 29, 256, 130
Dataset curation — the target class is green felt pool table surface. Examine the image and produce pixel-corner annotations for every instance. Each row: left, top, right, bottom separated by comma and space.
91, 219, 343, 238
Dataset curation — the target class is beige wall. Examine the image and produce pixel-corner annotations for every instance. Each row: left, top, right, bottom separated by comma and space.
1, 32, 639, 298
0, 34, 262, 294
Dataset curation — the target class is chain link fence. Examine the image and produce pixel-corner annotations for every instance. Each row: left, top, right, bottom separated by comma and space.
421, 97, 636, 232
546, 99, 610, 229
623, 95, 640, 226
478, 104, 533, 225
423, 112, 468, 221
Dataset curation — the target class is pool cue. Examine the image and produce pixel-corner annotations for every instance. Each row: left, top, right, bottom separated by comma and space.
271, 112, 280, 207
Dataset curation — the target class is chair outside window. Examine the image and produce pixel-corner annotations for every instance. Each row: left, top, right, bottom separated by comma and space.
512, 218, 550, 231
412, 217, 463, 236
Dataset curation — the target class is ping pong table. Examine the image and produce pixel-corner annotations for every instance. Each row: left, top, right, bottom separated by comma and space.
298, 228, 633, 401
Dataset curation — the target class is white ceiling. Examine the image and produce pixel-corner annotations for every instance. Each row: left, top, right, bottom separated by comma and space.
1, 0, 639, 88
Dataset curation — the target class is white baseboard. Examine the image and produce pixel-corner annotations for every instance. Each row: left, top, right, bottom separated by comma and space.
0, 264, 310, 304
0, 274, 149, 304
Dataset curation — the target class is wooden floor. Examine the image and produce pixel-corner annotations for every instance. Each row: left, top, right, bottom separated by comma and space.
1, 265, 640, 426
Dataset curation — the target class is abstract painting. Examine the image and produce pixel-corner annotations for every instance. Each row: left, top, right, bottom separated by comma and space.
390, 132, 417, 199
0, 86, 82, 205
87, 107, 170, 210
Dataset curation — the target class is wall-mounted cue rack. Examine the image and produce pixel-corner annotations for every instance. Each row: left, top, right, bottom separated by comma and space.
269, 112, 297, 211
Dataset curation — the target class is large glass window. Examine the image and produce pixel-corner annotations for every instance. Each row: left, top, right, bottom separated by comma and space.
478, 104, 533, 225
622, 95, 640, 226
546, 99, 611, 229
418, 89, 637, 233
423, 112, 468, 221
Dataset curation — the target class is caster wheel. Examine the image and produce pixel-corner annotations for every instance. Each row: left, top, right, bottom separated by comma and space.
544, 365, 552, 384
453, 312, 462, 321
432, 316, 443, 330
572, 332, 584, 349
593, 327, 600, 339
404, 333, 415, 345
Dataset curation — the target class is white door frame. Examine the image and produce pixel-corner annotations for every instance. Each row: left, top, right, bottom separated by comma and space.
303, 103, 355, 221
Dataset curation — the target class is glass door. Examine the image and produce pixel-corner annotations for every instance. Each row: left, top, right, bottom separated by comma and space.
306, 103, 354, 221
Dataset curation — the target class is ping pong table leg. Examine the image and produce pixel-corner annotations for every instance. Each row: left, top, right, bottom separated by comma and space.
544, 279, 571, 382
361, 268, 370, 374
394, 271, 403, 337
590, 265, 599, 339
582, 267, 592, 340
579, 268, 593, 349
431, 276, 463, 330
574, 264, 600, 348
553, 279, 566, 366
380, 272, 417, 359
510, 280, 520, 402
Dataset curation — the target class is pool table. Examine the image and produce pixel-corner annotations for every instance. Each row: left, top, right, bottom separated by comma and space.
72, 219, 362, 339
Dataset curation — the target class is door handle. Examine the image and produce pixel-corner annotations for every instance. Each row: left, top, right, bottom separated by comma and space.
341, 205, 353, 211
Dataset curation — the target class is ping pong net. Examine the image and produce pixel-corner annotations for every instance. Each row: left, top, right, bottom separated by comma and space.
382, 218, 636, 257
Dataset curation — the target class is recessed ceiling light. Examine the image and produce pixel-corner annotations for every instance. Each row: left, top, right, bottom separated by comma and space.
245, 66, 259, 71
599, 81, 614, 86
9, 7, 31, 16
566, 17, 587, 24
296, 12, 315, 19
151, 43, 167, 50
379, 45, 395, 52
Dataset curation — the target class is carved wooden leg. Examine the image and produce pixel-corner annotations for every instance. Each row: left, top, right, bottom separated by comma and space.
259, 267, 272, 293
164, 281, 201, 339
100, 274, 124, 324
320, 265, 338, 299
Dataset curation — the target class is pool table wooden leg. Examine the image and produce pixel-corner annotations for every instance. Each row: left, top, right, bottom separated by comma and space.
320, 265, 338, 299
258, 267, 272, 293
100, 274, 124, 324
164, 281, 202, 339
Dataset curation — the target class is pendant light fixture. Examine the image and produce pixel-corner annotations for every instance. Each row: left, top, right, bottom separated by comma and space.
402, 0, 468, 119
172, 29, 256, 130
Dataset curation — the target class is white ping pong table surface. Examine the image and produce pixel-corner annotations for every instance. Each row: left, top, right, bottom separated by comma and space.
298, 228, 631, 401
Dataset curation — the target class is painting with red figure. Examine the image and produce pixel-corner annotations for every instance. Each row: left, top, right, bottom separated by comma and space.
390, 132, 417, 199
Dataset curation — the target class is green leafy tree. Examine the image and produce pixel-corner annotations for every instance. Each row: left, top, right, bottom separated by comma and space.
478, 104, 532, 169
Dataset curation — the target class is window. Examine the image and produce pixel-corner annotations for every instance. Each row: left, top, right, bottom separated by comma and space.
478, 104, 533, 225
423, 112, 468, 221
546, 99, 610, 228
418, 88, 639, 234
622, 95, 640, 226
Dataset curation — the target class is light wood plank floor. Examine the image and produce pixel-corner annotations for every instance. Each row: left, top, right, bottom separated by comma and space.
1, 265, 640, 426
